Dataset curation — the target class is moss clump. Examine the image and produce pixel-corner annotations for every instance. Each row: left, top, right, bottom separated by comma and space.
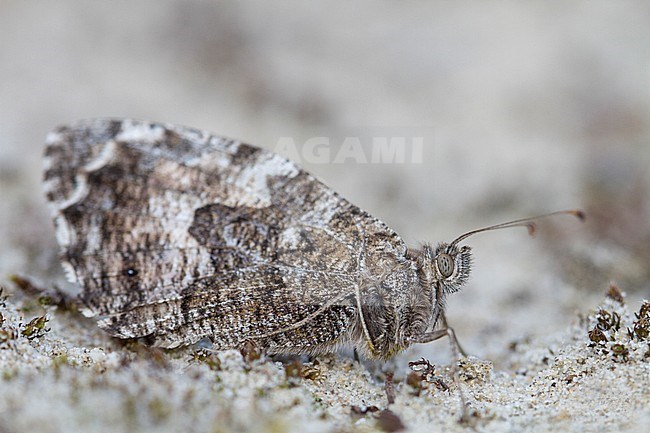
20, 315, 50, 341
588, 290, 649, 363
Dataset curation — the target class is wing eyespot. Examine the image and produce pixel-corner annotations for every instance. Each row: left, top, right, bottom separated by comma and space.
123, 268, 139, 277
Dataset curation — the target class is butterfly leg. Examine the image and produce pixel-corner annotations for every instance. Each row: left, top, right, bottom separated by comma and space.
440, 312, 468, 357
410, 318, 472, 423
410, 314, 467, 357
354, 348, 364, 365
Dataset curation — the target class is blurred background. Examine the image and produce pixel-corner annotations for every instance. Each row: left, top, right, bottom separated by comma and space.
1, 1, 648, 363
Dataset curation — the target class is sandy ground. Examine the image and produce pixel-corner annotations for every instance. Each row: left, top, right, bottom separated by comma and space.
1, 2, 649, 432
1, 280, 649, 432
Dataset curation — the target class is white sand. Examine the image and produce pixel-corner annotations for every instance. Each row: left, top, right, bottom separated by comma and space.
0, 284, 648, 432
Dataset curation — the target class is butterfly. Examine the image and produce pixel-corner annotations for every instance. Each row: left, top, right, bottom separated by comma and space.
43, 118, 582, 359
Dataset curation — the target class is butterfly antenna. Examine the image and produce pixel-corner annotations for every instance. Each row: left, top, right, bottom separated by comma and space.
449, 209, 585, 248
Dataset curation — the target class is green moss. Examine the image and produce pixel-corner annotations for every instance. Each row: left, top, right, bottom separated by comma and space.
192, 350, 222, 371
631, 301, 650, 341
148, 397, 170, 424
20, 315, 50, 340
2, 369, 17, 381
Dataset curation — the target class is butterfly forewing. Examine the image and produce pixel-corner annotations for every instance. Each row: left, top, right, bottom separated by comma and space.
43, 119, 413, 351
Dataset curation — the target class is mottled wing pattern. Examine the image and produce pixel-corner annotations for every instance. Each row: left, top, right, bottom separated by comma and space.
43, 119, 411, 351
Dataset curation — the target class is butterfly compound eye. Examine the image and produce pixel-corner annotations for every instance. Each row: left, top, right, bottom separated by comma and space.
437, 253, 454, 278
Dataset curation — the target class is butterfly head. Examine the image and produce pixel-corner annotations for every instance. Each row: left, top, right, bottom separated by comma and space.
420, 243, 472, 293
422, 243, 472, 294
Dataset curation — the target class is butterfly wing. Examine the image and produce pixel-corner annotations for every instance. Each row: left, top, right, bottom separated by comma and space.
43, 119, 413, 351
